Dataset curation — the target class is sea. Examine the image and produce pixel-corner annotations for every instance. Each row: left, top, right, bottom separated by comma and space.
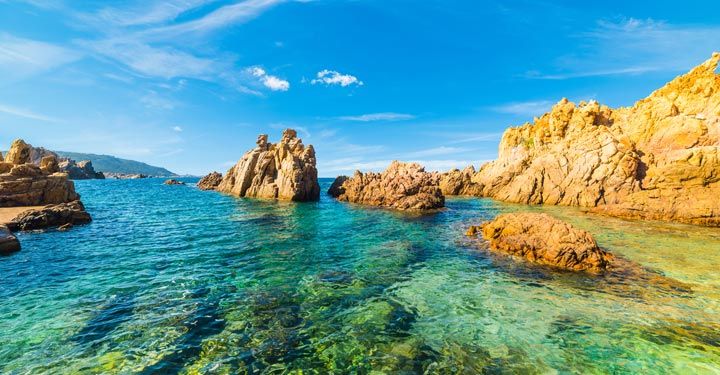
1, 177, 719, 374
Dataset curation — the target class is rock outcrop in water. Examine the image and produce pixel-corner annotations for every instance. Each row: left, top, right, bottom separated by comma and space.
216, 129, 320, 201
450, 53, 720, 227
7, 200, 92, 231
467, 213, 614, 272
329, 161, 445, 211
197, 172, 222, 191
58, 160, 105, 180
164, 179, 185, 186
0, 140, 80, 207
8, 141, 105, 180
0, 225, 20, 255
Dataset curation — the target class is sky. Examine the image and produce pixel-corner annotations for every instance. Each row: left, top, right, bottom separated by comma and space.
1, 0, 719, 176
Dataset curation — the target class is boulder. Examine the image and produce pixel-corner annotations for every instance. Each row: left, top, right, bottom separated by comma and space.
216, 129, 320, 201
5, 139, 31, 165
450, 53, 720, 226
0, 225, 20, 255
164, 179, 185, 185
7, 200, 91, 231
58, 159, 105, 179
329, 161, 445, 211
40, 155, 59, 174
467, 213, 613, 273
197, 172, 223, 191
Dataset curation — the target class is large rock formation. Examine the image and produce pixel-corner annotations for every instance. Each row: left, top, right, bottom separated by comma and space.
216, 129, 320, 202
8, 142, 105, 180
6, 201, 91, 231
329, 161, 445, 211
467, 213, 614, 273
58, 159, 105, 180
453, 53, 720, 226
437, 166, 483, 196
197, 172, 223, 191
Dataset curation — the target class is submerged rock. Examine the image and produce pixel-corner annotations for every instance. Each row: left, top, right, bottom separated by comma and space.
217, 129, 320, 201
197, 171, 222, 191
448, 53, 720, 226
0, 225, 20, 255
468, 213, 614, 273
164, 179, 185, 185
7, 200, 91, 231
329, 161, 445, 211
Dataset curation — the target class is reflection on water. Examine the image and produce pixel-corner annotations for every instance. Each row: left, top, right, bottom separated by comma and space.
0, 178, 719, 373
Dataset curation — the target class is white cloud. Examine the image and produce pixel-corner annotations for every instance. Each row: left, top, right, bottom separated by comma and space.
0, 103, 61, 123
492, 100, 554, 117
527, 18, 720, 79
173, 126, 183, 132
404, 146, 470, 158
339, 112, 414, 122
248, 67, 289, 91
311, 70, 363, 87
93, 0, 215, 27
0, 33, 80, 80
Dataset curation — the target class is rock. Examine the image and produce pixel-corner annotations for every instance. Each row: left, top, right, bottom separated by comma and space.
5, 139, 31, 164
469, 213, 614, 272
0, 225, 20, 255
452, 53, 720, 226
7, 200, 91, 231
197, 172, 223, 191
105, 173, 148, 179
328, 161, 445, 211
40, 155, 59, 174
164, 179, 185, 185
58, 159, 105, 180
216, 129, 320, 201
437, 166, 483, 196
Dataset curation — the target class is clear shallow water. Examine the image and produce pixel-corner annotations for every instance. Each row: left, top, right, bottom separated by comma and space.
1, 178, 719, 374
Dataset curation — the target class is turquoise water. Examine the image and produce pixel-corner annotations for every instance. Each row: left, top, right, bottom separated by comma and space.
1, 178, 720, 374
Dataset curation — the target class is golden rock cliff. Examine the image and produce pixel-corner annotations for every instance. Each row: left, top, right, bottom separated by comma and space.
216, 129, 320, 202
460, 53, 720, 226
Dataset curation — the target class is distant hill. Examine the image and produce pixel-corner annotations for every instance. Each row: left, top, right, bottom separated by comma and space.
55, 152, 176, 177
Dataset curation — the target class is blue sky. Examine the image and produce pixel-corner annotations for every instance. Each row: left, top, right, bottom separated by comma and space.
1, 0, 719, 176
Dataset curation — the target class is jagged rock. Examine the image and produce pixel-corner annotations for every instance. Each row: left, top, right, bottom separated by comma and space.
40, 155, 59, 174
58, 159, 105, 180
468, 213, 614, 273
105, 173, 148, 179
437, 166, 483, 196
216, 129, 320, 201
453, 53, 720, 226
164, 179, 185, 185
5, 139, 31, 165
329, 161, 445, 211
0, 225, 20, 255
7, 200, 91, 231
197, 172, 223, 191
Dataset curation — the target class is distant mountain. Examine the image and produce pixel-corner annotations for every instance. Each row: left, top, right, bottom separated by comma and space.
54, 152, 176, 177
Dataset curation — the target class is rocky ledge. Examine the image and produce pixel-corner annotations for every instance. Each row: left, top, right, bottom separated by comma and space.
197, 172, 223, 191
329, 161, 445, 211
6, 201, 92, 231
467, 213, 614, 273
1, 140, 80, 207
448, 53, 720, 227
216, 129, 320, 201
0, 225, 20, 255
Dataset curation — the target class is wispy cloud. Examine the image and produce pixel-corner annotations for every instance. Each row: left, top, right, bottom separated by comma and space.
141, 91, 178, 110
338, 112, 414, 122
248, 67, 289, 91
92, 0, 215, 27
173, 126, 183, 132
491, 100, 554, 117
0, 103, 61, 122
311, 70, 363, 87
0, 33, 80, 80
404, 146, 470, 158
526, 18, 720, 79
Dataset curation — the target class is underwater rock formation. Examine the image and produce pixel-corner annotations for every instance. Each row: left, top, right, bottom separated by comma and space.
453, 53, 720, 226
197, 172, 222, 191
7, 200, 91, 231
217, 129, 320, 202
467, 213, 614, 272
329, 161, 444, 211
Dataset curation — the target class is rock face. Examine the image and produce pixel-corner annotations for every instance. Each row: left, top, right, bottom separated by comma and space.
468, 213, 614, 273
0, 142, 80, 207
329, 161, 445, 211
453, 53, 720, 226
58, 159, 105, 180
197, 172, 223, 191
7, 200, 91, 231
437, 166, 483, 196
216, 129, 320, 202
0, 225, 20, 255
